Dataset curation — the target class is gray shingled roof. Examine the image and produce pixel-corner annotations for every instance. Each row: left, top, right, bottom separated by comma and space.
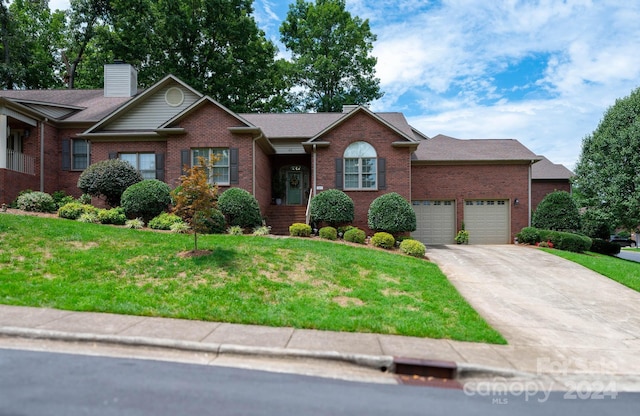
413, 134, 540, 162
0, 89, 133, 122
532, 156, 574, 180
240, 111, 416, 140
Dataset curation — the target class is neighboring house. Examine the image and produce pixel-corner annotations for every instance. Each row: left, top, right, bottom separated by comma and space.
531, 156, 574, 210
0, 63, 569, 244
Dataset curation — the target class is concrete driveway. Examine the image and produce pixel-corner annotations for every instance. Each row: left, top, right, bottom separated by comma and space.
426, 245, 640, 374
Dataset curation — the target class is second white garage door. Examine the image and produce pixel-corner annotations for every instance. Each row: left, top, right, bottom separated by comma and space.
464, 200, 510, 244
411, 200, 456, 245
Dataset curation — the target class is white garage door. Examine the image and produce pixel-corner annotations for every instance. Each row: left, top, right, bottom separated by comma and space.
464, 200, 510, 244
411, 200, 456, 245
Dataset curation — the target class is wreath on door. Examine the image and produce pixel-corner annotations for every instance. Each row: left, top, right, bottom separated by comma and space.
289, 175, 300, 188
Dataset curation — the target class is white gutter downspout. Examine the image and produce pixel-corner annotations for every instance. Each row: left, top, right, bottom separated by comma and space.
312, 144, 317, 198
528, 161, 533, 226
40, 118, 47, 192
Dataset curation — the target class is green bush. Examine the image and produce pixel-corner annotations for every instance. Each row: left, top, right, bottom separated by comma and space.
227, 225, 244, 235
343, 228, 366, 244
319, 226, 338, 240
400, 239, 426, 257
52, 190, 74, 209
121, 180, 172, 222
290, 223, 312, 237
58, 202, 97, 220
78, 212, 99, 223
337, 225, 355, 237
148, 212, 183, 230
538, 229, 592, 253
371, 232, 395, 249
590, 238, 621, 256
516, 227, 541, 245
170, 222, 190, 234
368, 193, 416, 234
199, 208, 226, 234
218, 188, 262, 228
77, 159, 143, 207
310, 189, 354, 226
97, 207, 127, 225
532, 191, 581, 232
15, 191, 56, 213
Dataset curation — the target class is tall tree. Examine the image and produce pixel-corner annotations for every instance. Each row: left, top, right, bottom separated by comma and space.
573, 87, 640, 231
149, 0, 288, 112
1, 0, 63, 89
280, 0, 383, 112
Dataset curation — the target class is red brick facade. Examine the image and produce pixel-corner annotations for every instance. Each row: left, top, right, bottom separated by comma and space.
532, 180, 571, 211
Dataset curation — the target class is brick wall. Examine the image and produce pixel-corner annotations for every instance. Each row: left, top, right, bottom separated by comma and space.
411, 163, 531, 242
532, 180, 571, 211
314, 111, 413, 233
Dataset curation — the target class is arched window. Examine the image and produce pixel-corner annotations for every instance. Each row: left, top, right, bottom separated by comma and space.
344, 141, 377, 190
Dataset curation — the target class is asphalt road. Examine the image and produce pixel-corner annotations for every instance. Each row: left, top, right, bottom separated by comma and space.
1, 349, 638, 416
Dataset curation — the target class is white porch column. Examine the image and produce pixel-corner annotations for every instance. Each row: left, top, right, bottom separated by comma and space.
0, 114, 7, 169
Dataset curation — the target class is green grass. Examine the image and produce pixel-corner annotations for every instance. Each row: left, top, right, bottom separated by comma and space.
541, 248, 640, 292
0, 214, 505, 344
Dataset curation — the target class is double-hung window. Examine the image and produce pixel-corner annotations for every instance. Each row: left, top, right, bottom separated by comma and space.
344, 141, 377, 190
72, 139, 90, 170
120, 153, 156, 179
192, 148, 230, 185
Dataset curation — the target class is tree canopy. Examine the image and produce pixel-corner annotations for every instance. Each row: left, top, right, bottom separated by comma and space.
280, 0, 383, 112
573, 87, 640, 231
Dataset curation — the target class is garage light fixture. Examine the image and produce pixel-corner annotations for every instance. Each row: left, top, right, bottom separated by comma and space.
514, 198, 519, 206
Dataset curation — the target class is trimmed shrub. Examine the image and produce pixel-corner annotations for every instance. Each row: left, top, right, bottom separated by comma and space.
77, 159, 143, 207
15, 191, 56, 213
337, 225, 355, 237
58, 202, 97, 220
310, 189, 354, 226
199, 208, 226, 234
400, 239, 426, 257
516, 227, 540, 245
368, 192, 416, 234
371, 232, 395, 249
319, 226, 338, 240
290, 223, 312, 237
149, 212, 184, 230
580, 209, 613, 240
121, 180, 172, 222
538, 229, 592, 253
532, 191, 581, 232
227, 225, 244, 235
52, 190, 74, 209
78, 212, 99, 223
170, 222, 190, 234
590, 238, 621, 256
344, 227, 366, 244
218, 188, 262, 228
97, 207, 127, 225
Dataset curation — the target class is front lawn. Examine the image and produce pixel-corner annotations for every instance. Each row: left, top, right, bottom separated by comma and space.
541, 248, 640, 292
0, 214, 505, 344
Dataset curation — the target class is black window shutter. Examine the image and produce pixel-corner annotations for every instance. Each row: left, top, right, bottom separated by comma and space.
61, 139, 70, 171
155, 153, 165, 181
335, 158, 343, 189
378, 158, 386, 190
229, 147, 239, 184
180, 149, 190, 174
108, 152, 117, 160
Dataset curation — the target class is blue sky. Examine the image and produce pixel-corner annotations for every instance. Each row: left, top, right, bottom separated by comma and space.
49, 0, 640, 169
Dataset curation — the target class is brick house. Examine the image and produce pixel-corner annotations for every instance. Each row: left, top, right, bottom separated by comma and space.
0, 63, 569, 244
531, 156, 574, 209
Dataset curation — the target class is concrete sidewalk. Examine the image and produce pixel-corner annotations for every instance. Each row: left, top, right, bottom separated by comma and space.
1, 245, 639, 390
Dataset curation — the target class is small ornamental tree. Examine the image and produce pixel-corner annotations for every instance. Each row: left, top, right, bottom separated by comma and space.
171, 157, 219, 251
367, 192, 416, 235
77, 159, 143, 207
532, 191, 581, 232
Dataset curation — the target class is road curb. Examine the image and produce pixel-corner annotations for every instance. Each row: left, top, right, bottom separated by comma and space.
0, 326, 395, 372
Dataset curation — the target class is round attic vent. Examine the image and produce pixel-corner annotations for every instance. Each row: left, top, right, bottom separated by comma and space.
165, 87, 184, 107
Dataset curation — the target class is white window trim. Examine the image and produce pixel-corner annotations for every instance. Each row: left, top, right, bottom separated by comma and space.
71, 139, 90, 171
192, 148, 230, 186
343, 141, 378, 191
120, 152, 156, 179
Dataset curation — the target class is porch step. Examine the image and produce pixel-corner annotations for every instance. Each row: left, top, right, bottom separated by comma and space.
266, 205, 307, 235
